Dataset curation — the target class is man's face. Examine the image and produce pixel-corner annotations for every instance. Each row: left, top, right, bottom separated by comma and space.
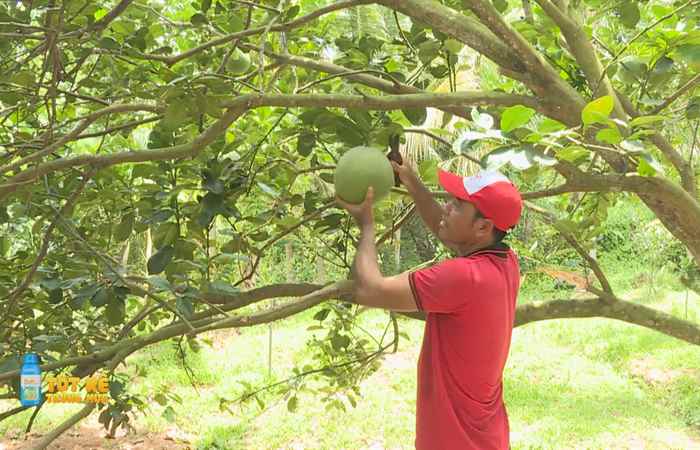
437, 196, 494, 247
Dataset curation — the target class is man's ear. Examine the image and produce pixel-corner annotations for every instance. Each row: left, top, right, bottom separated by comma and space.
476, 217, 495, 237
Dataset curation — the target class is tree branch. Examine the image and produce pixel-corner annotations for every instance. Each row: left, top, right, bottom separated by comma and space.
0, 104, 246, 202
532, 0, 626, 118
73, 115, 162, 140
136, 0, 375, 66
515, 297, 700, 345
461, 0, 545, 73
651, 73, 700, 115
0, 103, 161, 175
237, 43, 479, 121
616, 90, 697, 199
376, 0, 584, 123
526, 201, 614, 295
376, 0, 526, 73
0, 92, 540, 201
0, 280, 346, 384
87, 0, 135, 34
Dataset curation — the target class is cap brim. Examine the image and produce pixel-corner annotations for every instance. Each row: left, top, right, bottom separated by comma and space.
438, 169, 469, 200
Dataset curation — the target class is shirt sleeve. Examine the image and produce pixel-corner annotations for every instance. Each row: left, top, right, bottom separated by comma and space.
408, 258, 474, 314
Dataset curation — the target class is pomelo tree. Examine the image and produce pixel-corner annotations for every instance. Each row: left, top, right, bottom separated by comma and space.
0, 0, 699, 445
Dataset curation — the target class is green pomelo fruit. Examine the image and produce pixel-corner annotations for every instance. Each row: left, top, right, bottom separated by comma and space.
334, 146, 394, 204
227, 49, 251, 74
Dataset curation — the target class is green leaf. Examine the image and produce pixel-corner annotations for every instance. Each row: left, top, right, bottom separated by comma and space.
162, 103, 189, 131
556, 146, 589, 163
595, 127, 622, 145
48, 288, 63, 304
582, 96, 614, 125
287, 395, 298, 412
174, 239, 197, 261
105, 298, 125, 325
163, 405, 177, 422
147, 245, 175, 274
257, 182, 279, 197
649, 56, 674, 85
255, 395, 265, 410
538, 118, 567, 133
201, 0, 212, 13
114, 212, 134, 242
284, 5, 301, 21
226, 48, 250, 74
331, 334, 351, 351
637, 153, 665, 176
401, 108, 427, 126
176, 297, 194, 319
148, 276, 172, 292
202, 172, 224, 194
11, 70, 35, 87
492, 0, 508, 13
190, 12, 208, 26
215, 12, 244, 33
97, 36, 120, 50
555, 219, 580, 234
443, 39, 462, 54
417, 40, 441, 64
501, 105, 535, 132
109, 380, 124, 399
40, 277, 61, 291
313, 308, 330, 321
618, 1, 640, 28
205, 280, 239, 296
418, 159, 438, 185
198, 193, 224, 227
620, 140, 645, 154
297, 132, 315, 157
0, 356, 21, 374
322, 115, 364, 146
347, 109, 373, 131
618, 57, 647, 84
686, 97, 700, 120
677, 45, 700, 72
154, 393, 167, 406
629, 115, 666, 128
91, 287, 111, 307
154, 222, 178, 248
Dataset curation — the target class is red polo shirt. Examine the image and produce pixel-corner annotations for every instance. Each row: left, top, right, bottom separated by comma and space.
408, 243, 520, 450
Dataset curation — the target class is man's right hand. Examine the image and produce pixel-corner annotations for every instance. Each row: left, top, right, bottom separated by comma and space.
390, 160, 420, 191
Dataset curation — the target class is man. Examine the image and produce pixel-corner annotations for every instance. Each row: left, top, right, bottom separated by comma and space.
335, 160, 523, 450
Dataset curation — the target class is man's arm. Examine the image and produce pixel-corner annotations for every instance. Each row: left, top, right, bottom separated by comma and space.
391, 161, 444, 238
406, 177, 444, 237
352, 222, 418, 312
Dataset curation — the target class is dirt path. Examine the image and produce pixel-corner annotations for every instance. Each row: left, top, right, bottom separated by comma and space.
0, 413, 193, 450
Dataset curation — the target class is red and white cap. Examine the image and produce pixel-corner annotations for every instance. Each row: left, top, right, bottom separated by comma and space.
438, 169, 522, 231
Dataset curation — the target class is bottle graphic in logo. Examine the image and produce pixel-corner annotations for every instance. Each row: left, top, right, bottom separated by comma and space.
20, 353, 42, 407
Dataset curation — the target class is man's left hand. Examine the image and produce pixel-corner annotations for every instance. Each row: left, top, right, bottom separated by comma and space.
336, 187, 374, 228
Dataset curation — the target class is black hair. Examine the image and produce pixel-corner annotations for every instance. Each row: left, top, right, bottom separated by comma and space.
473, 208, 507, 243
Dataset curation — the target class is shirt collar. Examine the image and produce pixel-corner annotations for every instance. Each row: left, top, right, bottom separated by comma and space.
460, 242, 510, 259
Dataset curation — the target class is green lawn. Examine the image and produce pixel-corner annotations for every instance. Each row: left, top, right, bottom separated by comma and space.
2, 278, 699, 449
